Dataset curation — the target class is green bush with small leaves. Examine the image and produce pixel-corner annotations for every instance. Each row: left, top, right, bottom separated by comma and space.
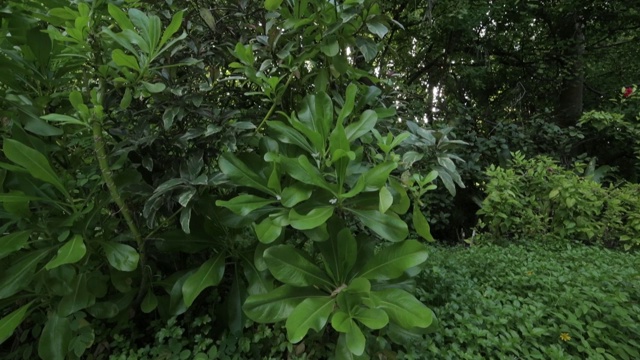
477, 152, 640, 249
407, 244, 640, 360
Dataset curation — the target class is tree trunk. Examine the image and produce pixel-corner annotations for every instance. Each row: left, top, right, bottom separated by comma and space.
555, 14, 585, 127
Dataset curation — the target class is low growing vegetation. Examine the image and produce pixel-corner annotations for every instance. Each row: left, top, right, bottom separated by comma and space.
1, 0, 639, 359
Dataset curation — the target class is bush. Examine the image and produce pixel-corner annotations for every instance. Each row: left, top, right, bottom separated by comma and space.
409, 244, 640, 360
477, 152, 640, 249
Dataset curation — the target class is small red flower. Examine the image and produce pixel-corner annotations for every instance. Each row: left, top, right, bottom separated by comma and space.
623, 86, 634, 98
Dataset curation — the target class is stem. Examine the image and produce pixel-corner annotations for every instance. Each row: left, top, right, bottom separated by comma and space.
92, 121, 142, 245
92, 118, 147, 303
255, 72, 295, 134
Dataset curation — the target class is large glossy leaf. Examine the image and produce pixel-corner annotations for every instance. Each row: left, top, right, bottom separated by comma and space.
0, 301, 33, 345
241, 254, 273, 295
218, 153, 275, 195
3, 139, 67, 196
267, 121, 315, 154
348, 209, 408, 242
354, 307, 388, 330
102, 242, 139, 272
413, 205, 434, 242
280, 183, 313, 207
289, 206, 334, 230
264, 245, 333, 288
379, 186, 393, 214
0, 230, 31, 259
363, 161, 397, 190
286, 297, 334, 343
297, 92, 333, 145
332, 314, 366, 356
0, 250, 49, 299
264, 0, 284, 11
317, 228, 357, 283
38, 312, 71, 360
108, 4, 134, 31
243, 285, 326, 323
45, 235, 86, 270
57, 273, 96, 317
216, 194, 275, 216
357, 240, 428, 280
182, 252, 225, 307
345, 110, 377, 141
159, 10, 184, 48
372, 288, 433, 328
280, 155, 336, 194
338, 84, 358, 124
253, 217, 282, 244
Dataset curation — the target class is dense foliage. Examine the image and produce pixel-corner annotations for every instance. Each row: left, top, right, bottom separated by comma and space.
477, 152, 640, 249
0, 0, 638, 358
414, 244, 640, 360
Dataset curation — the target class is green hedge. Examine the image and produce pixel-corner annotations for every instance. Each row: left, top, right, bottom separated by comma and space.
408, 244, 640, 360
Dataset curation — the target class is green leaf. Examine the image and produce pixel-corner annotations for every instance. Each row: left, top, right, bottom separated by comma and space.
289, 206, 334, 230
142, 81, 166, 93
141, 290, 158, 313
182, 252, 226, 307
108, 4, 134, 31
216, 195, 275, 216
413, 205, 434, 242
218, 153, 276, 196
280, 184, 313, 207
267, 121, 315, 154
297, 92, 333, 146
286, 297, 335, 343
87, 302, 119, 319
321, 39, 340, 57
38, 312, 71, 360
379, 186, 393, 214
363, 161, 397, 190
159, 10, 184, 48
0, 250, 49, 299
372, 288, 433, 328
348, 209, 408, 242
338, 84, 358, 124
112, 49, 140, 71
355, 37, 378, 62
331, 310, 352, 333
253, 217, 282, 244
264, 0, 284, 11
264, 245, 333, 288
346, 322, 366, 355
367, 22, 389, 38
120, 88, 133, 109
357, 240, 428, 280
3, 139, 67, 196
345, 110, 377, 141
45, 235, 86, 270
57, 274, 96, 317
0, 230, 32, 259
317, 227, 357, 283
0, 302, 33, 345
69, 91, 84, 111
101, 242, 139, 272
355, 308, 388, 329
243, 285, 326, 323
41, 114, 87, 127
280, 155, 336, 194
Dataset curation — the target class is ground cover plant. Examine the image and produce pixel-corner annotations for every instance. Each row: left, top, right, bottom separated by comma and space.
1, 0, 640, 359
412, 244, 640, 360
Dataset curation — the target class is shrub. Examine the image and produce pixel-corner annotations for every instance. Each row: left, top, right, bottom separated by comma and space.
408, 244, 640, 360
476, 152, 640, 249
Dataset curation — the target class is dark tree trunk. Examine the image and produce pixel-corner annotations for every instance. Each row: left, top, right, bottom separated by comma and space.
555, 14, 585, 127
